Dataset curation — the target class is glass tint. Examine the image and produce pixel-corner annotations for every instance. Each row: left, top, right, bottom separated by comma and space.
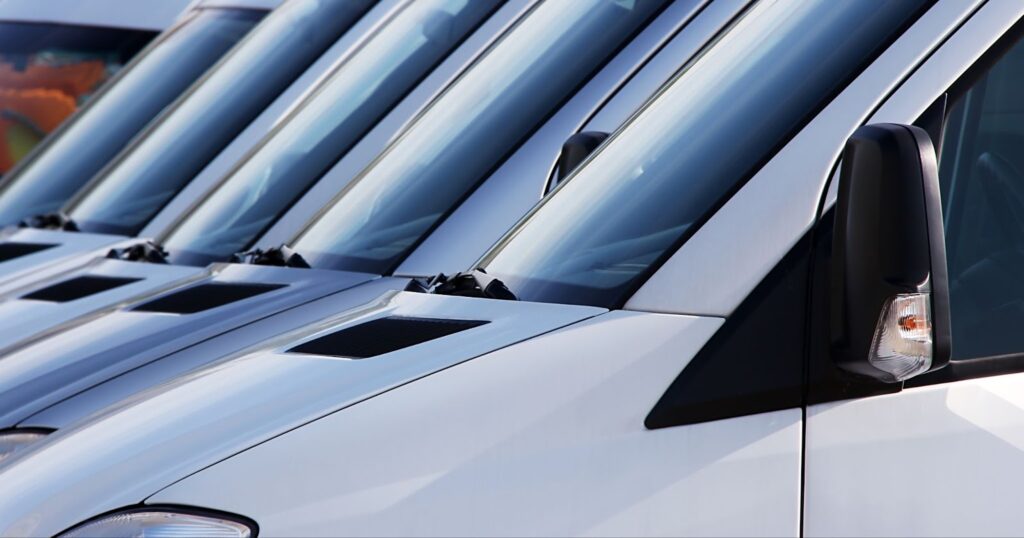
0, 9, 262, 226
0, 22, 152, 175
482, 0, 931, 308
161, 0, 501, 265
66, 0, 375, 236
291, 0, 667, 274
933, 34, 1024, 359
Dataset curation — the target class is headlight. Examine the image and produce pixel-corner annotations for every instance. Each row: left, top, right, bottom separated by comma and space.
60, 508, 255, 537
0, 428, 50, 464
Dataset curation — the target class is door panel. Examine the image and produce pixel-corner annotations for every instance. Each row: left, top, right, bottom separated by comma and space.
806, 2, 1024, 535
806, 376, 1024, 536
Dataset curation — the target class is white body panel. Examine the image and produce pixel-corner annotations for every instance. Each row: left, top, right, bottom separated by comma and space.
0, 258, 209, 353
151, 311, 803, 537
0, 0, 744, 432
0, 0, 192, 30
0, 264, 377, 428
0, 228, 133, 295
625, 0, 981, 316
806, 377, 1024, 537
803, 1, 1024, 536
0, 293, 602, 537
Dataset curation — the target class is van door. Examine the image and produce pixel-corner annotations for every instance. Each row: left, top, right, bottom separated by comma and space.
805, 3, 1024, 536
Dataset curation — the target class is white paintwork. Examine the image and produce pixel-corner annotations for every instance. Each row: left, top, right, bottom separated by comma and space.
806, 376, 1024, 536
140, 0, 405, 237
0, 258, 209, 355
0, 293, 602, 537
21, 277, 407, 429
0, 264, 379, 429
804, 2, 1024, 536
0, 228, 135, 295
150, 311, 802, 537
0, 0, 193, 30
625, 0, 981, 317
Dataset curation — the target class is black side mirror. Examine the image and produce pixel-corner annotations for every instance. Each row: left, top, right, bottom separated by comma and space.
549, 131, 608, 192
831, 123, 950, 382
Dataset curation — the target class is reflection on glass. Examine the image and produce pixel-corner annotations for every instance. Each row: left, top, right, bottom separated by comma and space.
0, 22, 152, 175
0, 9, 262, 226
162, 0, 501, 266
292, 0, 668, 274
483, 0, 932, 308
67, 0, 375, 236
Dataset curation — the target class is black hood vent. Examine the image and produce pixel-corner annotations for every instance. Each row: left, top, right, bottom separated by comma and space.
0, 242, 57, 262
23, 275, 141, 302
288, 316, 488, 359
133, 282, 286, 314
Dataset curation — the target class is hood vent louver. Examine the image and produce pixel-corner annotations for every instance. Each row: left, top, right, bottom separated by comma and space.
0, 242, 57, 262
133, 282, 286, 314
288, 316, 488, 359
23, 275, 141, 302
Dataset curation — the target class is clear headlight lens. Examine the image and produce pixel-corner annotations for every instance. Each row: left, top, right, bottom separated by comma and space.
0, 429, 49, 464
60, 509, 254, 538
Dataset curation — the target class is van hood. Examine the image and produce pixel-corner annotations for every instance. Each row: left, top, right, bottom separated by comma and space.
0, 291, 603, 536
0, 262, 378, 428
0, 228, 132, 295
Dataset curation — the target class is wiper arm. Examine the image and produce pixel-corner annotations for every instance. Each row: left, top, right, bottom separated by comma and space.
232, 244, 310, 268
406, 269, 517, 301
19, 212, 78, 231
106, 240, 168, 264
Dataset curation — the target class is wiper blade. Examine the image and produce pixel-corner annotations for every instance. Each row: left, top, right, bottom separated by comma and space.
106, 240, 168, 264
232, 244, 310, 268
406, 269, 517, 301
19, 212, 78, 231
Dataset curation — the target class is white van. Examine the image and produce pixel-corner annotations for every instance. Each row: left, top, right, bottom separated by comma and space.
1, 0, 1022, 535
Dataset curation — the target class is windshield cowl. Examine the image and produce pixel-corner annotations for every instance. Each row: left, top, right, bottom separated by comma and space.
232, 244, 310, 268
18, 212, 78, 232
406, 269, 517, 300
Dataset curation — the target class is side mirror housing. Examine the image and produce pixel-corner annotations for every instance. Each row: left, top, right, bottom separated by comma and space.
831, 123, 951, 382
549, 131, 608, 192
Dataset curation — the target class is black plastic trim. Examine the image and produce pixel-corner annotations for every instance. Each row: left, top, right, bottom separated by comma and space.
22, 275, 140, 302
132, 282, 285, 314
0, 242, 56, 262
645, 233, 811, 429
289, 316, 487, 358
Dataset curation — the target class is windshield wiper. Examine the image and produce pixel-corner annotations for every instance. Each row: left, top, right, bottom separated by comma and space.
19, 212, 78, 231
406, 269, 517, 301
106, 240, 168, 264
232, 244, 310, 268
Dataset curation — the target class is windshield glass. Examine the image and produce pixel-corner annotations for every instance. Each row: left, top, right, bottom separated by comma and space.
0, 21, 152, 175
291, 0, 668, 274
161, 0, 501, 266
66, 0, 375, 236
482, 0, 933, 308
0, 8, 263, 227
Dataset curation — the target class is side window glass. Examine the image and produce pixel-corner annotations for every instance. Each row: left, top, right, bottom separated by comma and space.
937, 35, 1024, 359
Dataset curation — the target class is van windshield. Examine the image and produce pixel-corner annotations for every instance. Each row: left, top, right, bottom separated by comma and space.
482, 0, 933, 308
0, 21, 152, 176
290, 0, 669, 274
161, 0, 501, 266
0, 8, 262, 226
66, 0, 375, 236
